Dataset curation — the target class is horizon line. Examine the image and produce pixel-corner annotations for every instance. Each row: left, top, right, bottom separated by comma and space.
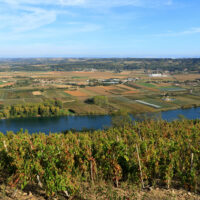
0, 56, 200, 59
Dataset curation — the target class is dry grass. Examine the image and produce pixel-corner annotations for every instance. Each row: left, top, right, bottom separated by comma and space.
0, 183, 199, 200
116, 84, 133, 90
123, 90, 139, 94
0, 82, 15, 88
32, 91, 42, 96
155, 82, 172, 87
77, 182, 200, 200
75, 85, 139, 97
64, 90, 89, 97
174, 74, 200, 81
33, 71, 133, 79
51, 84, 70, 88
134, 83, 159, 92
85, 86, 112, 96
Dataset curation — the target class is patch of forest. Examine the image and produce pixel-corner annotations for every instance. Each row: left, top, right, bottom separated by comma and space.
0, 99, 67, 118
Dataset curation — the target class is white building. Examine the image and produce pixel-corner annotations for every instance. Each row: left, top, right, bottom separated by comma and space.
149, 73, 168, 77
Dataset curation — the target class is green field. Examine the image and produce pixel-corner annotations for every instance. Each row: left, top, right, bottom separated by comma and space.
159, 86, 186, 92
0, 85, 198, 115
0, 89, 74, 106
72, 76, 88, 79
142, 98, 174, 108
137, 82, 157, 88
109, 96, 154, 114
0, 69, 199, 115
43, 89, 73, 100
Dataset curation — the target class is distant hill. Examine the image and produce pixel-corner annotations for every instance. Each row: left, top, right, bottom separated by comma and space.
0, 58, 200, 72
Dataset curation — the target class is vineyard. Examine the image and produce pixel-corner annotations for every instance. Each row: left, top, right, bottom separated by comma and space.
0, 119, 200, 198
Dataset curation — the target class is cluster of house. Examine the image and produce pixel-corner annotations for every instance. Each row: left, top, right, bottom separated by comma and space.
33, 76, 141, 87
162, 96, 174, 102
96, 77, 140, 85
34, 79, 61, 86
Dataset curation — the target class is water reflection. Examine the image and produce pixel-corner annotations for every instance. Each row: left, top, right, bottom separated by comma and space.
0, 107, 200, 134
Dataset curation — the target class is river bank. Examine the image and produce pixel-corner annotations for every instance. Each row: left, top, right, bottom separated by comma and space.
0, 106, 200, 134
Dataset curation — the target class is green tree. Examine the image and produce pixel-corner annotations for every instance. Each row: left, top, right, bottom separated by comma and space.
111, 109, 132, 127
93, 96, 108, 107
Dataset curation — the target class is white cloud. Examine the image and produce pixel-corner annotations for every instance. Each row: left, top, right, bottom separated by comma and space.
1, 0, 86, 6
61, 0, 173, 8
59, 0, 86, 6
0, 5, 57, 32
0, 22, 102, 42
155, 28, 200, 37
1, 0, 173, 7
0, 0, 173, 33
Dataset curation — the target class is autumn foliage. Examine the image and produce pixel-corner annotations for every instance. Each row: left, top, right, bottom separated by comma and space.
0, 119, 200, 197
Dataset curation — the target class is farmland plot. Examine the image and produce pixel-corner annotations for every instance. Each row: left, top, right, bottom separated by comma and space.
159, 86, 186, 92
25, 98, 43, 103
142, 98, 174, 108
4, 99, 25, 105
44, 90, 74, 100
64, 90, 89, 97
109, 96, 154, 113
135, 100, 161, 109
83, 86, 111, 96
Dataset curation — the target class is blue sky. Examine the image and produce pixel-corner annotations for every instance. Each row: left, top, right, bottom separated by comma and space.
0, 0, 199, 57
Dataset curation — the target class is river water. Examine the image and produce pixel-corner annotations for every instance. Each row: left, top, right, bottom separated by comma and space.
0, 107, 200, 134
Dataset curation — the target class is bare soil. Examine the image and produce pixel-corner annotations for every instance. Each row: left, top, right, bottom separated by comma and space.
1, 184, 200, 200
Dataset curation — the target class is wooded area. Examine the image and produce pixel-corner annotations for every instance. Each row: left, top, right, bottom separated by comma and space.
0, 100, 66, 118
0, 58, 200, 72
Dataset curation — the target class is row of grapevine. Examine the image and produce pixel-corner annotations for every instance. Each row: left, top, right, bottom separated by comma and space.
0, 119, 200, 197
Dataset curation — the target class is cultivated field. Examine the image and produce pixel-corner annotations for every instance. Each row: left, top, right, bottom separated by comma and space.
0, 70, 199, 115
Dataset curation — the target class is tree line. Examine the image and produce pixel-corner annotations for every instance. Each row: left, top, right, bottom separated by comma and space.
0, 100, 67, 118
1, 58, 200, 72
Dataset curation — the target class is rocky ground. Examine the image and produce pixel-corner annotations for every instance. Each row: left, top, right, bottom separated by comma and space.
0, 183, 200, 200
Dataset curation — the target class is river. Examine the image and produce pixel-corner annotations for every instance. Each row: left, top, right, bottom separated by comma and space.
0, 107, 200, 134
